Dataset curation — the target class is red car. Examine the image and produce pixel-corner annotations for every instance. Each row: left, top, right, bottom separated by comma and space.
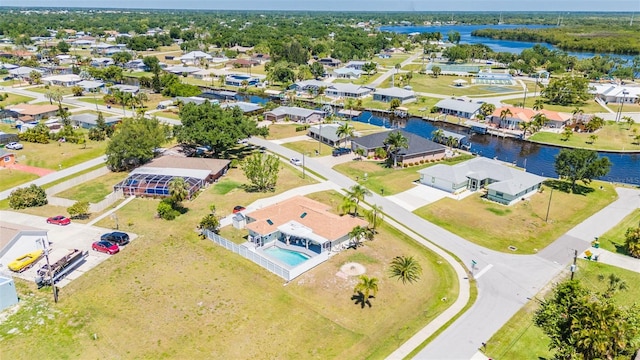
47, 216, 71, 226
92, 241, 120, 255
233, 205, 246, 214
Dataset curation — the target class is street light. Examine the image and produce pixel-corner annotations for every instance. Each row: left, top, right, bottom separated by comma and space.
616, 89, 629, 122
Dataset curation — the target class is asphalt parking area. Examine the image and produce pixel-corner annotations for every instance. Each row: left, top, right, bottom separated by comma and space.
0, 211, 137, 288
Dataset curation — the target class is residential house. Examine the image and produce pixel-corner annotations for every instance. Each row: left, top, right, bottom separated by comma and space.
490, 106, 536, 130
307, 123, 345, 147
70, 113, 121, 129
317, 58, 342, 67
244, 196, 368, 253
290, 80, 330, 94
434, 98, 483, 119
229, 45, 254, 54
251, 53, 270, 64
332, 67, 363, 79
175, 96, 216, 106
165, 65, 201, 75
76, 80, 105, 93
418, 157, 546, 205
180, 51, 213, 65
373, 87, 416, 104
345, 60, 371, 71
42, 74, 82, 87
224, 74, 260, 87
0, 149, 16, 167
6, 104, 59, 121
9, 67, 43, 81
590, 84, 640, 104
220, 101, 263, 114
228, 58, 260, 68
351, 129, 446, 165
538, 109, 571, 129
54, 54, 75, 65
90, 57, 114, 67
109, 84, 139, 95
264, 106, 325, 123
124, 59, 149, 71
324, 83, 374, 99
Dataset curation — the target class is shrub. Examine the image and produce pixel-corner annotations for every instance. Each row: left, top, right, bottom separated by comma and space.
199, 214, 220, 234
157, 198, 179, 220
419, 159, 425, 164
9, 184, 48, 209
67, 201, 90, 219
295, 125, 310, 132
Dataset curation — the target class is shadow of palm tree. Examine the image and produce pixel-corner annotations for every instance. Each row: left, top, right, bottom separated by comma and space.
351, 291, 373, 308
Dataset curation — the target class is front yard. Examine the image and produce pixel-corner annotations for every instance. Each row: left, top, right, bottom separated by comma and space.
414, 180, 618, 253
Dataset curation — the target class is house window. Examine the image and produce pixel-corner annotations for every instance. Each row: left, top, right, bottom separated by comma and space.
431, 177, 435, 184
496, 192, 504, 197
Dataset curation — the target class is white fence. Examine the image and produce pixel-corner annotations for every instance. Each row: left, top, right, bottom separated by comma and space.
89, 190, 123, 213
45, 167, 110, 196
204, 230, 329, 281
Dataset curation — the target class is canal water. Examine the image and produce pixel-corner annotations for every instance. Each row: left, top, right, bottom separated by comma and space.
353, 111, 640, 185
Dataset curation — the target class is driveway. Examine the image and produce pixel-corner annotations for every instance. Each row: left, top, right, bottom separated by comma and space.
7, 163, 55, 176
0, 211, 137, 288
386, 184, 447, 211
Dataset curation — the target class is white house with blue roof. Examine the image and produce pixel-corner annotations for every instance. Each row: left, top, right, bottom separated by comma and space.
418, 157, 545, 205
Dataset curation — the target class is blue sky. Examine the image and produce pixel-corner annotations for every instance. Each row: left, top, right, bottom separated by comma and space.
1, 0, 638, 12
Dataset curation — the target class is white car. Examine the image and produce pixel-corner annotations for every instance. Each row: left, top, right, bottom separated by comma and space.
6, 142, 23, 150
290, 158, 303, 166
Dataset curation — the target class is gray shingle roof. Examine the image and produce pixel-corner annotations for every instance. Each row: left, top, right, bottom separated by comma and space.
373, 87, 415, 98
435, 99, 482, 114
352, 129, 445, 156
266, 106, 324, 118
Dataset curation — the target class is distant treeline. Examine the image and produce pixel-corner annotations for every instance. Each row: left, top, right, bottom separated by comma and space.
472, 26, 640, 55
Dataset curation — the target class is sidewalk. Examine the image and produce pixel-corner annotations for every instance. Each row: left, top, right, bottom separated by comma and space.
587, 248, 640, 273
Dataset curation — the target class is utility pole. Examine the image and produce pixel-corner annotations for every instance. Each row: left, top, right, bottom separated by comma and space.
570, 249, 578, 280
40, 238, 58, 303
545, 188, 554, 223
302, 153, 306, 179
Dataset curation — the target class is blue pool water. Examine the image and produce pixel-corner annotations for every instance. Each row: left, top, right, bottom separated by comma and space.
264, 247, 311, 267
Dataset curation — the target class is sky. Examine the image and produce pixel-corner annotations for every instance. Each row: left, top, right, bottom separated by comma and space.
1, 0, 639, 12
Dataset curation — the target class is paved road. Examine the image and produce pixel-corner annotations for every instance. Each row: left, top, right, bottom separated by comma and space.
248, 136, 640, 359
370, 52, 422, 88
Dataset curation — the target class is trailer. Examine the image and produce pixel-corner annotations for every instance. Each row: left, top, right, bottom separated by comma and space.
35, 248, 87, 288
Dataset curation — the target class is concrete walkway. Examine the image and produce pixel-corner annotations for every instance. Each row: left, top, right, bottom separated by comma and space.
588, 248, 640, 273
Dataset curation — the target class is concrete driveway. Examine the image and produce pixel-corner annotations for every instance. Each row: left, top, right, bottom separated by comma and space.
0, 211, 137, 288
386, 184, 448, 211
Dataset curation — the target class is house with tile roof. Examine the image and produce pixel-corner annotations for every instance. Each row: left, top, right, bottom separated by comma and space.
244, 196, 368, 254
6, 104, 58, 121
490, 106, 571, 130
418, 157, 545, 205
351, 129, 446, 165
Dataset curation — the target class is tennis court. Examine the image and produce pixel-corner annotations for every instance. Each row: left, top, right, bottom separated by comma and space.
474, 79, 515, 85
426, 63, 481, 73
480, 86, 515, 93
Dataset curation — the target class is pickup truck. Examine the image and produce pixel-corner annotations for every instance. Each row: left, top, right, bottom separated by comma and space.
332, 147, 352, 157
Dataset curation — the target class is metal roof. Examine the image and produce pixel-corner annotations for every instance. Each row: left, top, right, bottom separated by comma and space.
435, 99, 483, 114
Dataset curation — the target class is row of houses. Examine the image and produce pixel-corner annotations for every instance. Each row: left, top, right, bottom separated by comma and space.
291, 80, 417, 103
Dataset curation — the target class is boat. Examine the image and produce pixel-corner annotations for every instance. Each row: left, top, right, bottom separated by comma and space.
35, 249, 87, 287
8, 250, 44, 272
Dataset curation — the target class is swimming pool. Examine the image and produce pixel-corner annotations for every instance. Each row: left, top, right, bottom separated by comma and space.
263, 246, 311, 267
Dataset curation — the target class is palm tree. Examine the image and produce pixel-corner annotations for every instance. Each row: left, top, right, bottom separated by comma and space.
353, 275, 379, 303
347, 184, 371, 217
572, 107, 584, 121
133, 92, 149, 112
445, 135, 459, 149
532, 99, 544, 111
365, 204, 384, 231
383, 131, 408, 168
588, 134, 598, 144
431, 128, 444, 143
622, 116, 634, 130
339, 196, 356, 216
389, 256, 422, 284
336, 122, 354, 148
354, 147, 365, 160
519, 122, 532, 137
531, 113, 548, 133
168, 177, 189, 203
348, 225, 367, 248
499, 108, 513, 128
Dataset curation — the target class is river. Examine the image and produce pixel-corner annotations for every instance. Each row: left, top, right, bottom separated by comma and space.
353, 111, 640, 185
379, 24, 635, 61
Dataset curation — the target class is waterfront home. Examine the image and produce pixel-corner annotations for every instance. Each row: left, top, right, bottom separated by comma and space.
418, 157, 545, 205
224, 74, 261, 87
373, 87, 416, 104
434, 98, 482, 119
307, 123, 342, 147
324, 83, 374, 99
290, 80, 330, 94
537, 109, 572, 129
264, 106, 325, 123
351, 129, 446, 165
490, 106, 571, 130
244, 196, 368, 253
220, 101, 263, 114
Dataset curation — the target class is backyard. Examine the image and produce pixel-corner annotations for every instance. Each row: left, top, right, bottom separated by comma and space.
414, 180, 618, 253
528, 121, 640, 151
0, 178, 458, 359
485, 260, 640, 360
334, 154, 475, 196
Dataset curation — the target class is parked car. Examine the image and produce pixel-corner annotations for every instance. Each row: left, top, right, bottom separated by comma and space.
290, 157, 303, 166
332, 147, 352, 157
6, 142, 23, 150
47, 215, 71, 226
100, 232, 130, 246
92, 241, 119, 255
8, 250, 44, 272
233, 205, 246, 213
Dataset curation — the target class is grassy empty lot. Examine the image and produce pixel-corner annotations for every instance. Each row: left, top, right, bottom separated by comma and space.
359, 96, 441, 115
597, 208, 640, 255
414, 181, 618, 253
485, 260, 640, 359
283, 139, 336, 156
334, 154, 475, 196
378, 72, 522, 97
502, 96, 607, 114
333, 72, 384, 85
29, 85, 74, 96
0, 169, 39, 191
528, 122, 640, 151
0, 92, 35, 105
13, 137, 107, 170
265, 123, 308, 140
0, 176, 458, 359
55, 171, 129, 203
375, 54, 410, 67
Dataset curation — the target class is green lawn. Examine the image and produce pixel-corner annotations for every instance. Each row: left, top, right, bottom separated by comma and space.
55, 171, 129, 203
528, 122, 640, 151
28, 85, 74, 96
265, 123, 308, 140
0, 174, 458, 359
333, 154, 475, 196
0, 169, 39, 192
375, 54, 410, 67
502, 96, 607, 114
359, 96, 441, 115
282, 139, 336, 156
486, 260, 640, 359
13, 137, 108, 170
379, 72, 522, 97
402, 63, 424, 72
333, 72, 384, 85
0, 92, 35, 105
597, 208, 640, 255
414, 180, 618, 254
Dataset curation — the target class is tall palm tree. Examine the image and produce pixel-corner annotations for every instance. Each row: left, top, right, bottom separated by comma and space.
347, 184, 372, 217
168, 177, 189, 203
353, 275, 379, 302
519, 122, 532, 137
603, 274, 628, 298
348, 225, 367, 248
532, 99, 545, 111
383, 131, 408, 168
339, 196, 356, 216
336, 122, 354, 148
531, 113, 548, 133
499, 108, 513, 128
389, 256, 423, 284
365, 204, 384, 231
431, 128, 444, 143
